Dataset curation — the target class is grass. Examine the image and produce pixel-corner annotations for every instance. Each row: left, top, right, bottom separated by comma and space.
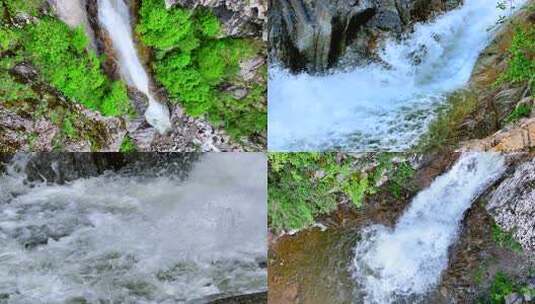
416, 90, 478, 152
505, 103, 532, 123
478, 272, 535, 304
137, 0, 266, 141
268, 153, 416, 233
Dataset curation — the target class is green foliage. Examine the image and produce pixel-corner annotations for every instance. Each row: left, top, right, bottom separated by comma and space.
0, 26, 19, 52
23, 18, 131, 116
491, 223, 523, 253
488, 272, 516, 304
0, 72, 36, 103
388, 161, 416, 199
505, 104, 531, 123
61, 114, 78, 139
268, 153, 376, 232
120, 136, 137, 152
0, 0, 43, 18
137, 0, 265, 140
497, 26, 535, 91
478, 272, 534, 304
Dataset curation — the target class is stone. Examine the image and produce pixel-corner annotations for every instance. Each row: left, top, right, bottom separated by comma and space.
486, 158, 535, 252
460, 117, 535, 152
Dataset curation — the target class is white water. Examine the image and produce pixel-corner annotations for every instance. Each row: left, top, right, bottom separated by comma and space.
351, 153, 506, 303
0, 153, 267, 303
98, 0, 171, 134
268, 0, 526, 151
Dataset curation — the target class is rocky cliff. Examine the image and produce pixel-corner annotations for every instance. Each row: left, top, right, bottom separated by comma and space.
269, 0, 462, 73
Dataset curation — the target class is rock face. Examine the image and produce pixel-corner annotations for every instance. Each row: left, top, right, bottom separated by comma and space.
8, 153, 200, 184
165, 0, 267, 37
487, 158, 535, 252
269, 0, 462, 73
460, 117, 535, 152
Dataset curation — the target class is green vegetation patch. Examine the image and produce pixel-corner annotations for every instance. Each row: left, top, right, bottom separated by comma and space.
491, 223, 523, 253
268, 153, 416, 233
496, 26, 535, 92
137, 0, 266, 140
119, 135, 137, 152
478, 272, 535, 304
505, 103, 532, 123
1, 3, 133, 117
416, 90, 478, 152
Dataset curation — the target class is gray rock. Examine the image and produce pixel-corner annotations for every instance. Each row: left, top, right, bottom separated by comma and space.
504, 293, 523, 304
269, 0, 462, 73
487, 158, 535, 252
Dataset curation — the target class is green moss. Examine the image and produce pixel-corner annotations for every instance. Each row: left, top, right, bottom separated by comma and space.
477, 272, 534, 304
491, 223, 523, 253
61, 114, 78, 139
137, 0, 266, 141
119, 136, 137, 152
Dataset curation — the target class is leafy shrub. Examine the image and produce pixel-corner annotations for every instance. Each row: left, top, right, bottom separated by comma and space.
497, 26, 535, 90
268, 153, 376, 232
0, 0, 43, 18
22, 18, 131, 116
137, 0, 265, 140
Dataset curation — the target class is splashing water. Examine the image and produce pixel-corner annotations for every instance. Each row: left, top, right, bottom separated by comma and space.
268, 0, 527, 151
98, 0, 171, 134
0, 153, 267, 303
351, 153, 506, 303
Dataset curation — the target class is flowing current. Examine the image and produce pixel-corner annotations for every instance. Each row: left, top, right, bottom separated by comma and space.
351, 153, 506, 303
268, 0, 526, 151
0, 154, 267, 303
98, 0, 171, 134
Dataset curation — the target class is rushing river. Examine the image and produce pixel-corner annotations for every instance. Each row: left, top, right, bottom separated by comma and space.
268, 0, 527, 151
98, 0, 171, 134
0, 153, 267, 303
351, 153, 506, 303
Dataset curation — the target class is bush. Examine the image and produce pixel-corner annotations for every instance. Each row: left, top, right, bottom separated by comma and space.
497, 26, 535, 90
23, 18, 132, 116
268, 153, 377, 232
137, 0, 265, 140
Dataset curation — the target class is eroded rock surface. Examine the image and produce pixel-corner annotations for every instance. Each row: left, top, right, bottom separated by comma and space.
487, 158, 535, 252
269, 0, 462, 72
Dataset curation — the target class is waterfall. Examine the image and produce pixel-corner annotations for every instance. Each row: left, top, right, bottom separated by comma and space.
268, 0, 527, 151
0, 153, 267, 302
351, 153, 506, 303
98, 0, 171, 134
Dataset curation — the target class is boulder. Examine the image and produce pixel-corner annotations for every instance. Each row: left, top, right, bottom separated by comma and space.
269, 0, 462, 73
486, 158, 535, 252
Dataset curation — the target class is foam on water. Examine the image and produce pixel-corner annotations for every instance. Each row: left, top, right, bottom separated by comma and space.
351, 153, 506, 303
0, 153, 267, 303
98, 0, 171, 134
268, 0, 526, 151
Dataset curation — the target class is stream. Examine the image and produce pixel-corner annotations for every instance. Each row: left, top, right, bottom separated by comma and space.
0, 153, 267, 303
268, 0, 527, 151
98, 0, 171, 134
352, 153, 506, 303
269, 153, 510, 303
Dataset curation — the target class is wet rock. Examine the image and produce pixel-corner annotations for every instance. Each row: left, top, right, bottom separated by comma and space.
166, 0, 266, 37
486, 158, 535, 252
269, 0, 462, 73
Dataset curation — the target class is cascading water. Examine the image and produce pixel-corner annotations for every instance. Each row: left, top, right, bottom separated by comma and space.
98, 0, 171, 134
268, 0, 527, 151
351, 153, 506, 303
0, 153, 267, 303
